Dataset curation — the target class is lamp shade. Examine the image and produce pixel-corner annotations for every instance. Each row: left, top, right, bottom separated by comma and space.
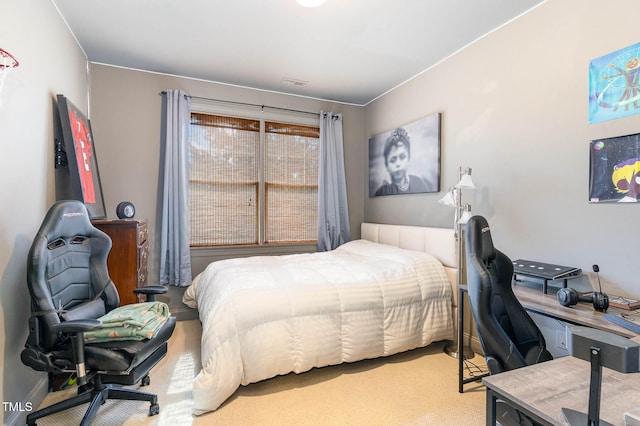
458, 204, 473, 224
455, 174, 476, 189
438, 187, 456, 207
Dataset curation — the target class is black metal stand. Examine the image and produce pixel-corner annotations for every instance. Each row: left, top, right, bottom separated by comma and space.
444, 287, 473, 360
512, 259, 581, 294
451, 285, 488, 393
562, 346, 614, 426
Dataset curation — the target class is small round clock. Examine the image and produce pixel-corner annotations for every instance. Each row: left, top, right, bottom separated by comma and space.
116, 201, 136, 219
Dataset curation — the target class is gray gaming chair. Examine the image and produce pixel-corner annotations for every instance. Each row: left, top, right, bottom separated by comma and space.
21, 200, 176, 425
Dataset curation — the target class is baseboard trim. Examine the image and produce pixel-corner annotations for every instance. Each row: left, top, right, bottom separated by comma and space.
461, 333, 484, 356
5, 376, 48, 426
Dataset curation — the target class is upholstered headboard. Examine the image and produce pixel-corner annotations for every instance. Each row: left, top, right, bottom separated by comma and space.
361, 222, 459, 309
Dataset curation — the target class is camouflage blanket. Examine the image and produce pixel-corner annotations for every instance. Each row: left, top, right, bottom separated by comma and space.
84, 301, 170, 343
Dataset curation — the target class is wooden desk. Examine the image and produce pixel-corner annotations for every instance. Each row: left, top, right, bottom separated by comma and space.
483, 350, 640, 426
513, 283, 639, 339
457, 282, 640, 394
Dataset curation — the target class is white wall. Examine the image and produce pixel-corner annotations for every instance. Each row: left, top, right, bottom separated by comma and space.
1, 1, 89, 424
364, 0, 640, 300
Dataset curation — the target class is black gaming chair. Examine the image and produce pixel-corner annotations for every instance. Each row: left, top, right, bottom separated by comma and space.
465, 216, 552, 425
465, 215, 552, 373
21, 200, 176, 425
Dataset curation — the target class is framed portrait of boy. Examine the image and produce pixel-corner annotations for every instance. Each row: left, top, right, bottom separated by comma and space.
368, 112, 441, 197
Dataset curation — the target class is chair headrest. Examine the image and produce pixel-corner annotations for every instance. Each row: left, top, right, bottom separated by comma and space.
466, 215, 496, 265
38, 200, 96, 243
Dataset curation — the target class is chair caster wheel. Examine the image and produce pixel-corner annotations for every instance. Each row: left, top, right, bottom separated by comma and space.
142, 375, 151, 386
149, 403, 160, 416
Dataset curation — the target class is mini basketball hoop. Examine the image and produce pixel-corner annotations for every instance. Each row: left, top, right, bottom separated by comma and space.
0, 48, 20, 107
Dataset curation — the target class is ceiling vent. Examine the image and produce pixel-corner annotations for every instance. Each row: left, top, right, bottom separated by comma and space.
281, 77, 309, 87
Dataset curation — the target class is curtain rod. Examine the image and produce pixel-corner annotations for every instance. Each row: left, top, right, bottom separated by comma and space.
160, 91, 320, 118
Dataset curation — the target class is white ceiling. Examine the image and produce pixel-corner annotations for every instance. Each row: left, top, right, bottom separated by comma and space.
51, 0, 545, 105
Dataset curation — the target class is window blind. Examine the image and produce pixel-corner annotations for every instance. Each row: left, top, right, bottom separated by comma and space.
189, 113, 319, 246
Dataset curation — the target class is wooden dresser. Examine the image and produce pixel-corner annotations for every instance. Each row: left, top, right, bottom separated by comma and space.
92, 219, 149, 306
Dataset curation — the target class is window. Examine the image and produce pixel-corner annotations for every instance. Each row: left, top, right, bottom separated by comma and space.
189, 110, 319, 247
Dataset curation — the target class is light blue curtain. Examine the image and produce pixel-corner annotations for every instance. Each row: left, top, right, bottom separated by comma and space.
159, 89, 192, 286
317, 111, 351, 251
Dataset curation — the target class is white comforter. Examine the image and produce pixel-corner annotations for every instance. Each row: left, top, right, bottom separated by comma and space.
182, 239, 453, 415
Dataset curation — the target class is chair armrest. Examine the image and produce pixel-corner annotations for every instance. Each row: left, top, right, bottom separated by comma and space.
133, 285, 167, 302
133, 285, 167, 295
51, 319, 102, 334
50, 319, 101, 386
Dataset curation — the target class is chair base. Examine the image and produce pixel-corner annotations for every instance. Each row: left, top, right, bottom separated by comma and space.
26, 376, 159, 426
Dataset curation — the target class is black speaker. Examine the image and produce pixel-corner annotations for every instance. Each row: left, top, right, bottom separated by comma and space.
557, 288, 609, 312
116, 201, 135, 219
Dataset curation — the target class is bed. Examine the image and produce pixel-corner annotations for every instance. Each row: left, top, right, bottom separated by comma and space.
182, 222, 458, 415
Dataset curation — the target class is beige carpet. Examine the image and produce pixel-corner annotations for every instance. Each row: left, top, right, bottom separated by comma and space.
35, 320, 488, 425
